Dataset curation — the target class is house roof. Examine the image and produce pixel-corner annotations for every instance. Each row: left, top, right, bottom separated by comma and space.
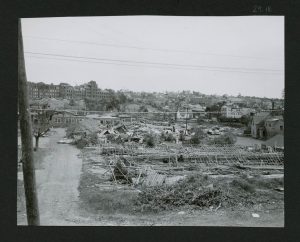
86, 114, 117, 119
265, 134, 284, 147
252, 112, 270, 125
118, 114, 131, 118
265, 116, 283, 122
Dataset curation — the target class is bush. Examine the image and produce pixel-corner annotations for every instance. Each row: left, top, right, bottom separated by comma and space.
144, 133, 157, 147
106, 134, 115, 142
75, 138, 89, 149
74, 132, 98, 148
66, 123, 78, 138
88, 132, 98, 145
190, 135, 201, 144
210, 132, 237, 145
165, 133, 175, 142
190, 127, 205, 144
179, 133, 185, 142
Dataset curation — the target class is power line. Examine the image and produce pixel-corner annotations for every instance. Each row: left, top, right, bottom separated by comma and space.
30, 108, 283, 114
25, 52, 283, 74
26, 55, 281, 75
24, 35, 275, 61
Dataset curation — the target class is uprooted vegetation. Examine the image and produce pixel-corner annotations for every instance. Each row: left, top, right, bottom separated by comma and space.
134, 174, 284, 212
78, 151, 284, 214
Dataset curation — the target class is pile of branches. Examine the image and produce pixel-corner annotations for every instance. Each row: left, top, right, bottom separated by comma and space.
134, 173, 273, 212
135, 175, 227, 211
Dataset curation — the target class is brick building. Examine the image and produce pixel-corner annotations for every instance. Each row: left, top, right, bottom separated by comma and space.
28, 80, 113, 101
28, 82, 60, 99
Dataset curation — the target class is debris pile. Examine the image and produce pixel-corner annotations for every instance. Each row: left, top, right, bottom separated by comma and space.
111, 159, 133, 184
134, 173, 284, 212
135, 175, 226, 211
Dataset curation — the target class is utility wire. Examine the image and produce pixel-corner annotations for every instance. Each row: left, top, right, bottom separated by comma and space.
25, 52, 283, 74
26, 55, 281, 75
29, 108, 283, 114
24, 35, 276, 61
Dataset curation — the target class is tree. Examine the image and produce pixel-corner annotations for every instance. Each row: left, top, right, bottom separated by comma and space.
32, 111, 53, 150
240, 115, 251, 126
117, 92, 128, 104
196, 116, 205, 124
206, 104, 221, 119
138, 105, 148, 112
161, 132, 175, 142
210, 132, 237, 145
190, 127, 205, 144
69, 98, 76, 106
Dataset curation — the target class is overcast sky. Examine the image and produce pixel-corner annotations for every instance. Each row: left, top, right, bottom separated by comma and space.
21, 16, 284, 98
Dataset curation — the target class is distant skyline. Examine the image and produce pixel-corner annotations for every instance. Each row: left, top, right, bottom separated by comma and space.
28, 79, 284, 100
22, 16, 284, 98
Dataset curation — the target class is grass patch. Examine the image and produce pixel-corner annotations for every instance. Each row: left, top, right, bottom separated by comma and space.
231, 179, 255, 193
78, 172, 138, 213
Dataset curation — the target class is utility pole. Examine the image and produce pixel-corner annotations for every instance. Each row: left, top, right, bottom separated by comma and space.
18, 19, 40, 225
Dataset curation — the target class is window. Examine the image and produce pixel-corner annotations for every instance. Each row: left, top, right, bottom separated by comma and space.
280, 125, 283, 131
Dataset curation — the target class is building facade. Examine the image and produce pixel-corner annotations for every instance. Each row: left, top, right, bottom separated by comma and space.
250, 112, 270, 139
264, 116, 284, 138
28, 82, 60, 99
28, 81, 113, 101
51, 113, 85, 127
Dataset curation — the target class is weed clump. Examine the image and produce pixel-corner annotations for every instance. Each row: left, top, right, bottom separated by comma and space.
135, 174, 225, 212
231, 179, 255, 193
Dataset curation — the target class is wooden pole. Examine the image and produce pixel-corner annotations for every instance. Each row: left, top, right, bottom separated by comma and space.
18, 19, 40, 225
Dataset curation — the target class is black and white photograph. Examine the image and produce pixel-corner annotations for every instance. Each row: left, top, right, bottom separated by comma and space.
17, 16, 284, 226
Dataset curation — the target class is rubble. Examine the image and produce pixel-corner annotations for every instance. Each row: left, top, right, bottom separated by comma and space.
111, 159, 133, 184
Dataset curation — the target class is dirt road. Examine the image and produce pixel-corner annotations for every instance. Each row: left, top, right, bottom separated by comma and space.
18, 128, 84, 225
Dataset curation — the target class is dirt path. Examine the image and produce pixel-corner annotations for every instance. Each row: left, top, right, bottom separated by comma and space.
18, 128, 84, 225
38, 128, 86, 225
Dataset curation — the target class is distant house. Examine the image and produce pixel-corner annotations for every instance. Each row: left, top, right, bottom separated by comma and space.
118, 114, 133, 124
86, 114, 118, 126
52, 112, 85, 127
189, 104, 206, 118
176, 110, 193, 121
265, 116, 284, 138
250, 112, 270, 139
220, 105, 242, 119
